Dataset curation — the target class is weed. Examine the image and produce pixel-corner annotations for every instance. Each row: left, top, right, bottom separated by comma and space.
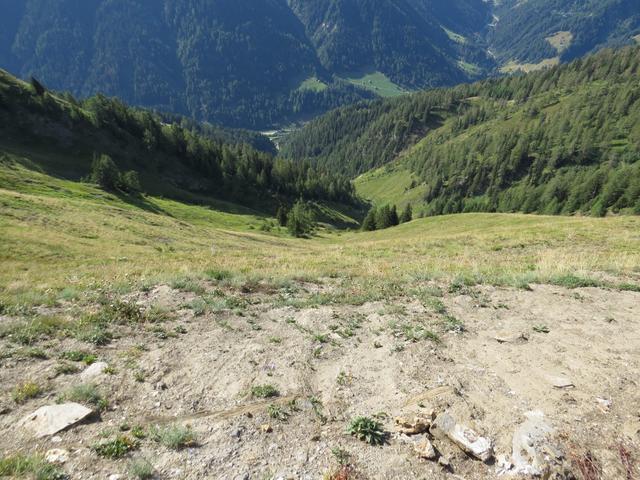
128, 457, 154, 480
313, 333, 330, 343
13, 381, 41, 404
426, 298, 447, 314
204, 269, 233, 282
150, 424, 197, 449
131, 425, 146, 439
174, 325, 187, 334
251, 384, 279, 399
269, 336, 282, 344
550, 274, 603, 289
336, 371, 351, 387
21, 347, 49, 359
442, 315, 465, 333
569, 448, 601, 480
60, 350, 96, 364
170, 277, 205, 295
62, 384, 108, 410
56, 362, 80, 375
93, 436, 138, 458
346, 416, 386, 445
145, 304, 174, 323
533, 325, 550, 334
267, 404, 290, 421
309, 396, 328, 424
331, 448, 351, 466
134, 370, 146, 382
0, 454, 67, 480
2, 316, 71, 345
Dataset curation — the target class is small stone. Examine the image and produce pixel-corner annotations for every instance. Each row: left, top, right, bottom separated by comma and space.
45, 449, 69, 465
51, 436, 63, 443
80, 361, 109, 380
546, 374, 574, 389
108, 475, 123, 480
438, 456, 451, 468
596, 397, 612, 412
413, 435, 437, 460
395, 415, 432, 435
260, 424, 273, 433
430, 412, 493, 462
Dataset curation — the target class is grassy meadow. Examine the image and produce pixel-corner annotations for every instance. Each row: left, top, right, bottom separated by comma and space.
2, 153, 639, 315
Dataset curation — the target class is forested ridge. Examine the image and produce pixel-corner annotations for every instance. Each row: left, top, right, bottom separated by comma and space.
282, 46, 640, 216
0, 69, 355, 209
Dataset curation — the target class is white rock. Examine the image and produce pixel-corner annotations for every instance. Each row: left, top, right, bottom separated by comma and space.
80, 361, 109, 380
19, 403, 93, 438
430, 412, 493, 462
45, 448, 69, 465
108, 475, 123, 480
413, 434, 437, 460
511, 410, 554, 476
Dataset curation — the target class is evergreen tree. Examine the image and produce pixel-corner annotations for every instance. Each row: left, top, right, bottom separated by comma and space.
121, 170, 141, 193
30, 77, 46, 97
287, 201, 315, 237
399, 204, 413, 223
276, 205, 289, 226
90, 154, 120, 191
361, 207, 377, 231
389, 205, 399, 226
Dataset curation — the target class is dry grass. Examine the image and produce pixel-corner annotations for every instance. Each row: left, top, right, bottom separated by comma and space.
1, 160, 640, 312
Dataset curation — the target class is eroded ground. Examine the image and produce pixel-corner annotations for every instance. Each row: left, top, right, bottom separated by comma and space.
1, 279, 639, 479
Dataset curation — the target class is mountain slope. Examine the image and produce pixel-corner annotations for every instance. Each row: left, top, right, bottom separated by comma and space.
0, 68, 356, 212
281, 46, 640, 217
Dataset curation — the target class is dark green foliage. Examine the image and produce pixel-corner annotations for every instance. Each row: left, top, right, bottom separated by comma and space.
93, 436, 138, 459
375, 205, 400, 230
276, 206, 289, 227
346, 416, 386, 445
250, 384, 279, 399
361, 207, 377, 231
30, 76, 45, 96
285, 46, 640, 217
286, 201, 316, 238
0, 69, 356, 209
400, 204, 413, 223
90, 154, 120, 191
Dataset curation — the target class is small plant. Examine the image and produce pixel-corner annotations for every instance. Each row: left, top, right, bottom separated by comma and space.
174, 325, 187, 334
131, 425, 147, 439
346, 416, 386, 445
533, 325, 550, 333
93, 436, 138, 458
23, 347, 49, 359
128, 457, 154, 480
62, 384, 108, 410
55, 362, 80, 375
331, 447, 351, 466
267, 404, 289, 421
269, 336, 282, 344
134, 370, 146, 382
150, 424, 197, 449
309, 396, 328, 424
443, 315, 465, 333
251, 384, 279, 398
336, 371, 350, 387
61, 350, 96, 364
13, 381, 41, 404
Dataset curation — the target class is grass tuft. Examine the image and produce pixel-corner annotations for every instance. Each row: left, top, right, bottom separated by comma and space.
346, 416, 386, 445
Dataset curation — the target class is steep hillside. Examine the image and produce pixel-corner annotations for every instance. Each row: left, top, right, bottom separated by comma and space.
491, 0, 640, 68
0, 68, 356, 213
281, 46, 640, 217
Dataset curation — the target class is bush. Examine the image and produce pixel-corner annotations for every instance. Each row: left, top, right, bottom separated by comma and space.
93, 436, 138, 458
251, 384, 279, 398
121, 170, 141, 193
150, 424, 197, 449
12, 381, 41, 404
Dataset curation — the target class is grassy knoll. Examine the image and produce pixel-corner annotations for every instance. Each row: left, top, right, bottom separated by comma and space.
2, 155, 639, 314
342, 71, 407, 97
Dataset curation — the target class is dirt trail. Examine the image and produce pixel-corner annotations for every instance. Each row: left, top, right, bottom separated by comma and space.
1, 282, 639, 479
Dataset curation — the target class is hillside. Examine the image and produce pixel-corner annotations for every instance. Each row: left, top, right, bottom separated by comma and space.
0, 68, 356, 216
1, 135, 640, 478
5, 1, 638, 130
281, 46, 640, 217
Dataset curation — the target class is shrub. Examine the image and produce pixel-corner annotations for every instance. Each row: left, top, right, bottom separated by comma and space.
128, 458, 154, 480
286, 200, 315, 237
251, 384, 279, 398
90, 154, 120, 191
62, 384, 108, 410
93, 436, 138, 458
13, 381, 41, 404
0, 454, 65, 480
150, 424, 197, 449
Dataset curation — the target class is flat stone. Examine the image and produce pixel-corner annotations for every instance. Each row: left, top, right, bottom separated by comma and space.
19, 403, 93, 437
80, 361, 108, 380
430, 412, 493, 462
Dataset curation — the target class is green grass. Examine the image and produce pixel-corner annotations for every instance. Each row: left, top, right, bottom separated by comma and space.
297, 76, 328, 92
93, 436, 138, 458
342, 71, 407, 97
150, 424, 197, 449
354, 166, 427, 211
12, 381, 42, 404
251, 384, 279, 399
0, 454, 66, 480
61, 384, 108, 410
1, 154, 639, 317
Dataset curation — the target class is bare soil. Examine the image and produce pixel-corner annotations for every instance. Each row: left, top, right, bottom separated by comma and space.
1, 282, 639, 479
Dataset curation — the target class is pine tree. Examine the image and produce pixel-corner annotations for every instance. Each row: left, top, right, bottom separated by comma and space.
287, 201, 315, 237
399, 204, 413, 223
361, 207, 377, 231
276, 205, 288, 226
389, 205, 399, 226
90, 154, 120, 191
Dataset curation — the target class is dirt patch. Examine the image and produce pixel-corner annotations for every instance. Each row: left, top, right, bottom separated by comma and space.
1, 282, 639, 479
